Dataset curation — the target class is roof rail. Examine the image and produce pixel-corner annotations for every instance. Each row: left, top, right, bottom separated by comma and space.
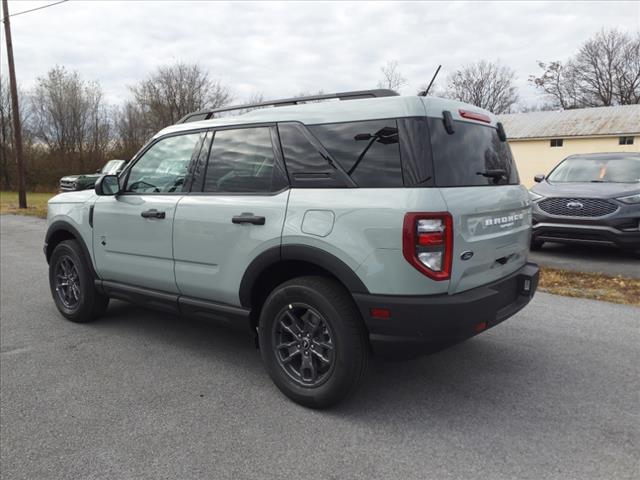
176, 89, 399, 124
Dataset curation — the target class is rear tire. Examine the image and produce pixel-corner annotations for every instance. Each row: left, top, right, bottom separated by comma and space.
258, 276, 369, 409
49, 240, 109, 323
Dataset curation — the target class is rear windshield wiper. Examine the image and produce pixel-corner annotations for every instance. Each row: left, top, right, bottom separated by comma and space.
477, 169, 506, 179
477, 169, 507, 184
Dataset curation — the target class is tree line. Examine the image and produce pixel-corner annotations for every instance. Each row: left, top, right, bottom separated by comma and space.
0, 62, 233, 190
380, 29, 639, 113
1, 28, 638, 190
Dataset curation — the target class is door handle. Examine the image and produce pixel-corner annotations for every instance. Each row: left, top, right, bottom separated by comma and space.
232, 213, 265, 225
141, 209, 166, 219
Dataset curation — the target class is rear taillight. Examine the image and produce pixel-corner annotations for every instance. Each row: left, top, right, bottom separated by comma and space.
402, 212, 453, 281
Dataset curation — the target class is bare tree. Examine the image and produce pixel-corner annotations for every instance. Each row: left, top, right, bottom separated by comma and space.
292, 89, 326, 103
0, 78, 14, 188
443, 60, 519, 114
512, 101, 559, 113
531, 29, 640, 108
130, 62, 232, 133
232, 91, 266, 115
616, 35, 640, 104
245, 91, 265, 104
113, 101, 147, 159
529, 61, 583, 109
31, 66, 111, 171
377, 60, 407, 92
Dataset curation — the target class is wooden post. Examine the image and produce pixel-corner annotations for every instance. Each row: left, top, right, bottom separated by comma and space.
2, 0, 27, 208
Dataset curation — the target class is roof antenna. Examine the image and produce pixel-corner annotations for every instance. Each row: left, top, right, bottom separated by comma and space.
419, 65, 441, 97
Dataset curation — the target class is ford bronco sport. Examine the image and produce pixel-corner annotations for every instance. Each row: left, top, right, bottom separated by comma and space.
45, 89, 539, 408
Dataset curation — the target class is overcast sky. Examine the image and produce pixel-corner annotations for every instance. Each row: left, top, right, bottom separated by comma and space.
1, 0, 639, 109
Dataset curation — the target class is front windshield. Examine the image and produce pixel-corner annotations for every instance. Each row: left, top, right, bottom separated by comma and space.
547, 156, 640, 183
101, 160, 124, 175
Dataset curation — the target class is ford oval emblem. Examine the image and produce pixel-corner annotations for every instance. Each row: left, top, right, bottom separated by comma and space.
460, 251, 474, 261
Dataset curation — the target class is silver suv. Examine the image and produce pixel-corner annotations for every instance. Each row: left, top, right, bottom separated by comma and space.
45, 90, 539, 408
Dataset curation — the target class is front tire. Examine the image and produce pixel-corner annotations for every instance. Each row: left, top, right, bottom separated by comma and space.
49, 240, 109, 323
258, 276, 369, 409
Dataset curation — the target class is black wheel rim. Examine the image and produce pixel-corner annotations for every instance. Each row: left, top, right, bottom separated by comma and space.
272, 303, 335, 387
54, 255, 81, 309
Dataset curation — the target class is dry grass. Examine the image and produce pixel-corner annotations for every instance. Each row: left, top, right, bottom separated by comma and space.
539, 267, 640, 306
0, 191, 54, 219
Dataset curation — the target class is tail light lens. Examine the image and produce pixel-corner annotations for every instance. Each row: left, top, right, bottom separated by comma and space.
459, 109, 491, 124
402, 212, 453, 280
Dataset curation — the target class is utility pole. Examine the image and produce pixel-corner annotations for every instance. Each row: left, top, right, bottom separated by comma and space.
2, 0, 27, 208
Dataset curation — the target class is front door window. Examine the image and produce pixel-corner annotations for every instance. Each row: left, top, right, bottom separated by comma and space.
125, 133, 204, 193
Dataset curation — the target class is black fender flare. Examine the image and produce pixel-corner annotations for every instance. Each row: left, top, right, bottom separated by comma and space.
238, 244, 369, 308
44, 221, 98, 278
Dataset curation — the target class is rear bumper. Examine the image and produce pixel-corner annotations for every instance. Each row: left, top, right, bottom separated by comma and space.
353, 262, 539, 359
532, 222, 640, 249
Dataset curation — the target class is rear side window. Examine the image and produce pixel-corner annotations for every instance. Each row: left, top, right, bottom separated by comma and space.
278, 123, 351, 188
309, 120, 403, 188
427, 118, 519, 186
203, 127, 287, 193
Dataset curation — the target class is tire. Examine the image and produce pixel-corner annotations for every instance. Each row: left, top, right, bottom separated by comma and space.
530, 239, 545, 251
258, 276, 369, 409
48, 239, 109, 323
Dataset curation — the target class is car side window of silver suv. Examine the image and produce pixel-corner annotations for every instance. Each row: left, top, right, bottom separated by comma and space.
278, 122, 354, 188
308, 120, 402, 188
125, 132, 204, 194
202, 126, 287, 193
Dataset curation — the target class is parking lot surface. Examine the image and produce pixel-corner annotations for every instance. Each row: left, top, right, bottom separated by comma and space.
529, 242, 639, 278
1, 215, 639, 480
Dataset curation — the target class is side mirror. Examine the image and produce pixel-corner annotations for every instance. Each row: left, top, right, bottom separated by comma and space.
534, 174, 545, 183
95, 174, 120, 196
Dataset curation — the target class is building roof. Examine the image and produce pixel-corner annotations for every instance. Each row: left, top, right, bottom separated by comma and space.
157, 95, 499, 138
498, 104, 640, 140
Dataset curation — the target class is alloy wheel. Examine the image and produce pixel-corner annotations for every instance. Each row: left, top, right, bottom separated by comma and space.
272, 303, 335, 387
54, 255, 81, 309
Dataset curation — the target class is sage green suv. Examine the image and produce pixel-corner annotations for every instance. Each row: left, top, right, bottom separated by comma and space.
45, 90, 539, 408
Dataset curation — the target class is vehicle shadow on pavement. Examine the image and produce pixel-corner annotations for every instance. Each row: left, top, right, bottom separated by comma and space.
91, 300, 266, 377
90, 300, 545, 422
338, 338, 540, 418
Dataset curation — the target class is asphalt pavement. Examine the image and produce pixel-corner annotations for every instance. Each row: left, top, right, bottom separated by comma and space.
529, 242, 640, 278
1, 215, 639, 480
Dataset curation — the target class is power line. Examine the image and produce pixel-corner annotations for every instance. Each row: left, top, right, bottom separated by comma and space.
1, 0, 69, 21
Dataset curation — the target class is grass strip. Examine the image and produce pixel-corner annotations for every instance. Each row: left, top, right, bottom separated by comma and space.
539, 266, 640, 306
0, 191, 54, 219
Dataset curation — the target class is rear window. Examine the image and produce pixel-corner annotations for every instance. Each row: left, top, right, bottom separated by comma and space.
427, 118, 519, 186
309, 120, 403, 187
